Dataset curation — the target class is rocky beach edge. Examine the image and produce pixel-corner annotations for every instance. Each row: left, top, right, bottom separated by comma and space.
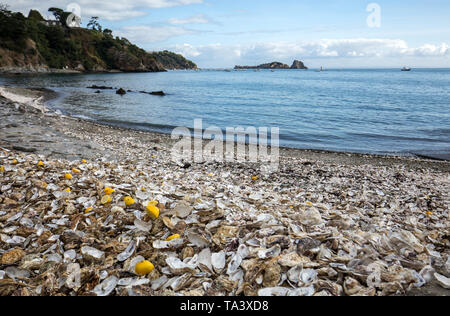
0, 86, 449, 296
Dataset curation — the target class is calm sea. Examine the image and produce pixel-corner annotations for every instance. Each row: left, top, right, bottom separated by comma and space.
1, 68, 449, 159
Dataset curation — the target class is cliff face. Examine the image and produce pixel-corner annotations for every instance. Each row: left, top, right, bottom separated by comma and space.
235, 60, 308, 70
0, 9, 194, 73
0, 39, 53, 73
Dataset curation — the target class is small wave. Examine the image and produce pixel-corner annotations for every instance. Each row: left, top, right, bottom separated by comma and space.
72, 114, 94, 120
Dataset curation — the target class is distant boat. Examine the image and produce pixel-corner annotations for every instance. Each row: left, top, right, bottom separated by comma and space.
401, 67, 412, 71
316, 66, 324, 72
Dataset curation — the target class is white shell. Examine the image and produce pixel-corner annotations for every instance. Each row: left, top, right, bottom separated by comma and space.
434, 273, 450, 289
166, 257, 197, 275
211, 251, 226, 273
186, 231, 209, 248
92, 276, 118, 296
258, 245, 281, 259
198, 248, 213, 274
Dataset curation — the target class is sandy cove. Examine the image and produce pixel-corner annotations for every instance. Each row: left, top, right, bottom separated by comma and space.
0, 86, 449, 296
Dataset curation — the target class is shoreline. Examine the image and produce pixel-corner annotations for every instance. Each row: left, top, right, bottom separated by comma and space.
1, 84, 449, 168
0, 85, 449, 296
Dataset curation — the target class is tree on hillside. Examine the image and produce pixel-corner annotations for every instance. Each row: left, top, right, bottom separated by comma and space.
103, 28, 113, 38
0, 9, 27, 50
87, 17, 102, 32
48, 7, 71, 26
28, 9, 44, 21
48, 7, 64, 21
0, 3, 9, 11
0, 2, 10, 16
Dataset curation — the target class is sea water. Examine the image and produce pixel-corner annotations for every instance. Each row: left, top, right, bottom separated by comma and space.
1, 68, 449, 158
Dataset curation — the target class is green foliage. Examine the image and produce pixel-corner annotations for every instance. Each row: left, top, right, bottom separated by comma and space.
87, 17, 102, 32
48, 8, 64, 21
0, 3, 9, 13
0, 10, 27, 51
0, 7, 196, 72
150, 50, 197, 70
103, 29, 113, 37
28, 9, 44, 21
48, 7, 72, 26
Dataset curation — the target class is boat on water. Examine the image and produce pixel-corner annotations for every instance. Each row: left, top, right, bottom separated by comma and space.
316, 66, 324, 72
401, 67, 412, 71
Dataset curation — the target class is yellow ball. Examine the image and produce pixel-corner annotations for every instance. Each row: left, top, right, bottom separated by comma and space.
37, 161, 44, 166
101, 195, 112, 204
12, 159, 18, 165
146, 204, 160, 220
124, 196, 136, 207
72, 168, 81, 173
64, 188, 71, 192
81, 160, 87, 164
65, 173, 73, 180
166, 234, 181, 241
135, 260, 154, 276
104, 187, 115, 195
0, 166, 4, 173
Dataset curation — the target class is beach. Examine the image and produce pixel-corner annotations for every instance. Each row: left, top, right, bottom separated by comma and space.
0, 86, 449, 296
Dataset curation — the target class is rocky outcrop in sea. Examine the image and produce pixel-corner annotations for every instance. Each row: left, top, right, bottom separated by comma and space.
234, 60, 308, 70
291, 60, 308, 69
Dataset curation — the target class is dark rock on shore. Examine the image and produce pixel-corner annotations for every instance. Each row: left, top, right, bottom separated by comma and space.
116, 88, 126, 95
150, 91, 165, 96
138, 90, 166, 96
87, 85, 113, 90
12, 145, 37, 153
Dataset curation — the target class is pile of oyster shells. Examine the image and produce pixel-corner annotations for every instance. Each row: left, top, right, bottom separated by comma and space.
1, 146, 449, 296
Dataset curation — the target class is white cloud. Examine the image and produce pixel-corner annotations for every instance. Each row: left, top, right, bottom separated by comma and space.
3, 0, 204, 20
168, 14, 214, 25
171, 39, 450, 68
116, 25, 194, 43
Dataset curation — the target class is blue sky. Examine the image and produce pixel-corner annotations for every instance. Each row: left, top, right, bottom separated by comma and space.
7, 0, 450, 68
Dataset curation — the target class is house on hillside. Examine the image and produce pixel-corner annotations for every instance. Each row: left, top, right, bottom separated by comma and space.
41, 20, 62, 27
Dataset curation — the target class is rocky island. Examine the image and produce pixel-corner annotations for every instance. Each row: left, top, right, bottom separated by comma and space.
234, 60, 308, 70
0, 8, 197, 73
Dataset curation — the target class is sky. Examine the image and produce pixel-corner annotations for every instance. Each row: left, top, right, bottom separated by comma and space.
5, 0, 450, 68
